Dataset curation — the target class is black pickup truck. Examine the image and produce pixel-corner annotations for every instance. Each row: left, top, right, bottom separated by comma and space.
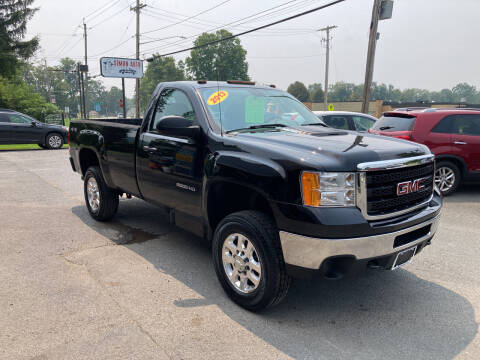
69, 81, 442, 311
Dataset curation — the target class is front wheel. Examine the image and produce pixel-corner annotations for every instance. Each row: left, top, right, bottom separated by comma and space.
46, 133, 64, 149
84, 166, 119, 221
212, 211, 291, 311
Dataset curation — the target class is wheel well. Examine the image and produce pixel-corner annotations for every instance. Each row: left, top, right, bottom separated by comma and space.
436, 156, 466, 175
79, 148, 100, 176
207, 182, 275, 232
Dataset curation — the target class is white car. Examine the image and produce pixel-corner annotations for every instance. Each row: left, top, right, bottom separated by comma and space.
313, 111, 377, 132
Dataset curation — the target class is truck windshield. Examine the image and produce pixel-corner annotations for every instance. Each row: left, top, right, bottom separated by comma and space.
198, 87, 325, 132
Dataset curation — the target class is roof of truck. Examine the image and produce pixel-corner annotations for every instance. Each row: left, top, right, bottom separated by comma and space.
159, 80, 278, 90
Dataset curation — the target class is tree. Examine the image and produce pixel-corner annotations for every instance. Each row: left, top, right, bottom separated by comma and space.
139, 56, 185, 111
0, 0, 39, 77
307, 83, 324, 102
185, 29, 249, 81
0, 75, 58, 120
452, 83, 477, 103
287, 81, 309, 102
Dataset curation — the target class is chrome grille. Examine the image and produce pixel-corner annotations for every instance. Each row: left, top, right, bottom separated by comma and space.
357, 155, 435, 220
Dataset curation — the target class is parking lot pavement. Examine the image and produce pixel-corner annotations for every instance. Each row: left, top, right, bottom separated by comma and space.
0, 149, 479, 360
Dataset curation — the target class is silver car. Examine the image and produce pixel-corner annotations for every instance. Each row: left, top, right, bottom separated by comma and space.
313, 111, 377, 132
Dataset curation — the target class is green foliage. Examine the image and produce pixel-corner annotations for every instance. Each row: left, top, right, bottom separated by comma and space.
287, 81, 309, 102
0, 75, 58, 120
308, 83, 324, 102
139, 56, 185, 111
185, 29, 249, 81
300, 81, 480, 104
0, 0, 39, 78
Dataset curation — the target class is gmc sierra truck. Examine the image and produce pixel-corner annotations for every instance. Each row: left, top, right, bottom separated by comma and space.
69, 81, 442, 311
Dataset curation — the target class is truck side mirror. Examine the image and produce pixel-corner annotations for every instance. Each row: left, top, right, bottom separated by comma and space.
156, 116, 200, 139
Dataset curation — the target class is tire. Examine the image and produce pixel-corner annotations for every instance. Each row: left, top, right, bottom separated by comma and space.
435, 161, 461, 196
46, 133, 64, 149
84, 166, 119, 221
212, 210, 291, 311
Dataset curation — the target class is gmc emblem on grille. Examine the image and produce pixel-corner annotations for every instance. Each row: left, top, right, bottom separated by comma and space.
397, 178, 426, 196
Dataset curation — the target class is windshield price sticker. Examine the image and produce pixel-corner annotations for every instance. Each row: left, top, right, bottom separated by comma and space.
207, 91, 229, 105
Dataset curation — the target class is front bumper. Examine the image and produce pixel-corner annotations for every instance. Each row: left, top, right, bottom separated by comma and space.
280, 212, 441, 271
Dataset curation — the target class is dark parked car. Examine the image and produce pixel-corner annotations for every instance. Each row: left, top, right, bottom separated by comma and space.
0, 109, 68, 149
69, 81, 442, 311
369, 108, 480, 195
313, 111, 377, 131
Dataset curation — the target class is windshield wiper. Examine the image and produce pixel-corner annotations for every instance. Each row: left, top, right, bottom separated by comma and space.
226, 123, 287, 133
379, 126, 394, 130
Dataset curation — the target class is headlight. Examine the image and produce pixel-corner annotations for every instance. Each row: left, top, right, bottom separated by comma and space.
301, 171, 356, 207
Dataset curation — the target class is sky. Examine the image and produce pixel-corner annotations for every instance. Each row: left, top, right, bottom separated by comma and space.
26, 0, 480, 97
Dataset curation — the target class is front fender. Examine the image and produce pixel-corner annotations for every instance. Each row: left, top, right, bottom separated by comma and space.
206, 150, 288, 202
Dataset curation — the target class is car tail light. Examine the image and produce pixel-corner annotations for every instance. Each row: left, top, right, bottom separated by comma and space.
68, 126, 71, 144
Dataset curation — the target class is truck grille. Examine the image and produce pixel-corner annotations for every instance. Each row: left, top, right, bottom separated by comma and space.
356, 155, 435, 220
366, 163, 434, 215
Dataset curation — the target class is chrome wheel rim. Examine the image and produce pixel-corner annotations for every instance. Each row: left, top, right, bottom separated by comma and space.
435, 167, 455, 192
49, 135, 62, 148
87, 177, 100, 212
222, 233, 262, 294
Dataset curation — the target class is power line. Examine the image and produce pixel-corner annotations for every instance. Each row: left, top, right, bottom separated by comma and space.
146, 0, 345, 61
90, 3, 131, 29
85, 0, 123, 23
141, 0, 326, 56
140, 0, 301, 51
142, 0, 232, 35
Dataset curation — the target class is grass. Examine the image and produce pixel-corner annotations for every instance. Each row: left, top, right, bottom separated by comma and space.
0, 144, 69, 150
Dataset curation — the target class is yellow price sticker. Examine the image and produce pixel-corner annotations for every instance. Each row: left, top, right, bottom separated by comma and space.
207, 90, 229, 105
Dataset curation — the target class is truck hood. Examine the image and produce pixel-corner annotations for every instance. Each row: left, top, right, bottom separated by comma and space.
224, 126, 430, 172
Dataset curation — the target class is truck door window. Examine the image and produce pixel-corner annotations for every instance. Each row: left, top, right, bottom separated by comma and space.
151, 89, 195, 131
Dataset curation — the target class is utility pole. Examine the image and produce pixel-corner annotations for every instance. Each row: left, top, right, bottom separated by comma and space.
131, 0, 146, 118
318, 25, 337, 110
83, 21, 89, 118
361, 0, 393, 114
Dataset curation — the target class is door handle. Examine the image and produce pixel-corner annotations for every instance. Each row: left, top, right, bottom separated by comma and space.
454, 141, 467, 145
143, 145, 157, 151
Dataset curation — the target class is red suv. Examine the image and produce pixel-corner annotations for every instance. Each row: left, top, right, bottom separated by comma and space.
369, 109, 480, 195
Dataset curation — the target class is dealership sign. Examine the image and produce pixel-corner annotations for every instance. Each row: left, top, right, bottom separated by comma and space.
100, 57, 143, 78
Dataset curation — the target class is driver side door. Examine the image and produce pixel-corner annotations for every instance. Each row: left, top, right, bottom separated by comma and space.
136, 88, 204, 222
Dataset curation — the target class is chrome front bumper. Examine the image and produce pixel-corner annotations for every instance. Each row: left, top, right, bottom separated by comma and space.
279, 213, 441, 270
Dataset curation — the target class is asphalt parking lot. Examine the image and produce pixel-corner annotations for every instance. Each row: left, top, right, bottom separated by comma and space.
0, 149, 479, 360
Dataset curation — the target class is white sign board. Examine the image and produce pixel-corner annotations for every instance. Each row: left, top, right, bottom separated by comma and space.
100, 57, 143, 78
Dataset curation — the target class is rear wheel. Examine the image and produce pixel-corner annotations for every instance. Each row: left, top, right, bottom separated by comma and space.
435, 161, 461, 195
46, 133, 64, 149
84, 166, 119, 221
212, 211, 291, 311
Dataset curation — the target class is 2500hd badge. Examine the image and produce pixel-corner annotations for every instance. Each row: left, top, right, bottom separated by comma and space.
69, 80, 442, 311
